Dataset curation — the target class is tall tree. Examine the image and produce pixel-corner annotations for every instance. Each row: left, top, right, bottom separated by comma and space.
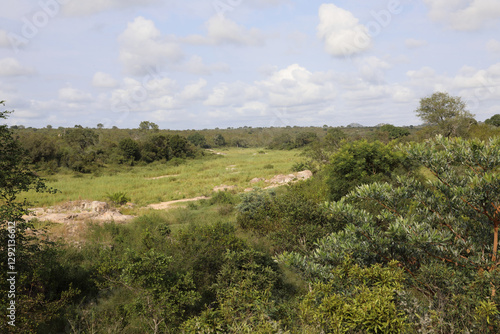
415, 92, 475, 137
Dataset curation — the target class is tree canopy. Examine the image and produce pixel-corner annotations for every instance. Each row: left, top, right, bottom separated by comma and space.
415, 91, 476, 137
485, 114, 500, 127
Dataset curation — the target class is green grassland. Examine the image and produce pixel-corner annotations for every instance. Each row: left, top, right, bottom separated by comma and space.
23, 148, 303, 207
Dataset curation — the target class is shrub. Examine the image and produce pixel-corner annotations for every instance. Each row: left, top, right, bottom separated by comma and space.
325, 140, 408, 201
291, 161, 312, 172
106, 191, 130, 205
209, 190, 238, 205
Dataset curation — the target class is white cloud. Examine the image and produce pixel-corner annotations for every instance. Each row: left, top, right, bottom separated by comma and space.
118, 16, 183, 76
92, 72, 119, 88
453, 64, 500, 98
58, 87, 92, 103
0, 58, 35, 77
317, 4, 372, 57
355, 56, 391, 83
109, 75, 181, 114
258, 64, 337, 108
423, 0, 500, 31
405, 38, 428, 49
486, 39, 500, 54
204, 81, 261, 107
178, 78, 208, 101
62, 0, 159, 16
184, 16, 265, 46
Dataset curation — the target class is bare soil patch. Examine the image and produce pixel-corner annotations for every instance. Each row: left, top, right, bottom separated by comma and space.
23, 200, 134, 224
145, 174, 180, 180
147, 196, 210, 210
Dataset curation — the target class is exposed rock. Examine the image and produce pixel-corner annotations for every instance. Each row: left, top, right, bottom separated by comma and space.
213, 184, 236, 192
263, 170, 312, 185
250, 177, 265, 184
267, 174, 296, 184
295, 170, 313, 180
23, 200, 134, 224
148, 196, 210, 210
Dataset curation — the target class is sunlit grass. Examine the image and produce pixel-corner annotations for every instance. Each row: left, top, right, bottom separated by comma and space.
23, 148, 304, 207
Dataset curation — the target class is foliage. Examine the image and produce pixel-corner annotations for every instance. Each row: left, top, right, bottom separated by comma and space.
0, 103, 78, 333
181, 249, 288, 333
284, 136, 500, 331
268, 133, 295, 150
296, 258, 407, 333
213, 133, 227, 147
485, 114, 500, 127
188, 132, 208, 148
64, 126, 98, 151
325, 140, 408, 201
237, 187, 342, 253
324, 127, 347, 149
378, 124, 410, 140
119, 137, 141, 161
291, 161, 313, 172
106, 191, 131, 205
209, 190, 238, 205
139, 120, 159, 131
415, 92, 476, 137
295, 131, 318, 148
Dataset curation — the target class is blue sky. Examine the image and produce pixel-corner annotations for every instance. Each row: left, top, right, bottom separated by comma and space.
1, 0, 500, 129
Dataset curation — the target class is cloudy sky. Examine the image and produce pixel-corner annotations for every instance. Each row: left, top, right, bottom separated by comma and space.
1, 0, 499, 129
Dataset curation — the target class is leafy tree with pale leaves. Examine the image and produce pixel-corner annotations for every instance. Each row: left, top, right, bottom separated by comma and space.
415, 91, 476, 137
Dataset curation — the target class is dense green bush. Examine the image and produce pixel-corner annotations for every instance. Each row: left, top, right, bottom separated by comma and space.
326, 140, 409, 201
237, 187, 342, 253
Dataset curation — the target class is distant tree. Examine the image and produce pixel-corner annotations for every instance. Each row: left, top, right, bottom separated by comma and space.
20, 132, 58, 164
119, 138, 141, 161
232, 138, 249, 148
97, 123, 104, 129
295, 132, 318, 148
169, 135, 192, 158
139, 121, 159, 131
485, 114, 500, 127
187, 132, 208, 148
415, 92, 475, 137
143, 135, 170, 161
379, 124, 410, 140
213, 134, 226, 147
64, 127, 98, 151
268, 133, 294, 150
324, 128, 347, 149
46, 124, 52, 130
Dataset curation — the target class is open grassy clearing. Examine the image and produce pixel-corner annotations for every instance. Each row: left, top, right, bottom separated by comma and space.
23, 148, 303, 207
